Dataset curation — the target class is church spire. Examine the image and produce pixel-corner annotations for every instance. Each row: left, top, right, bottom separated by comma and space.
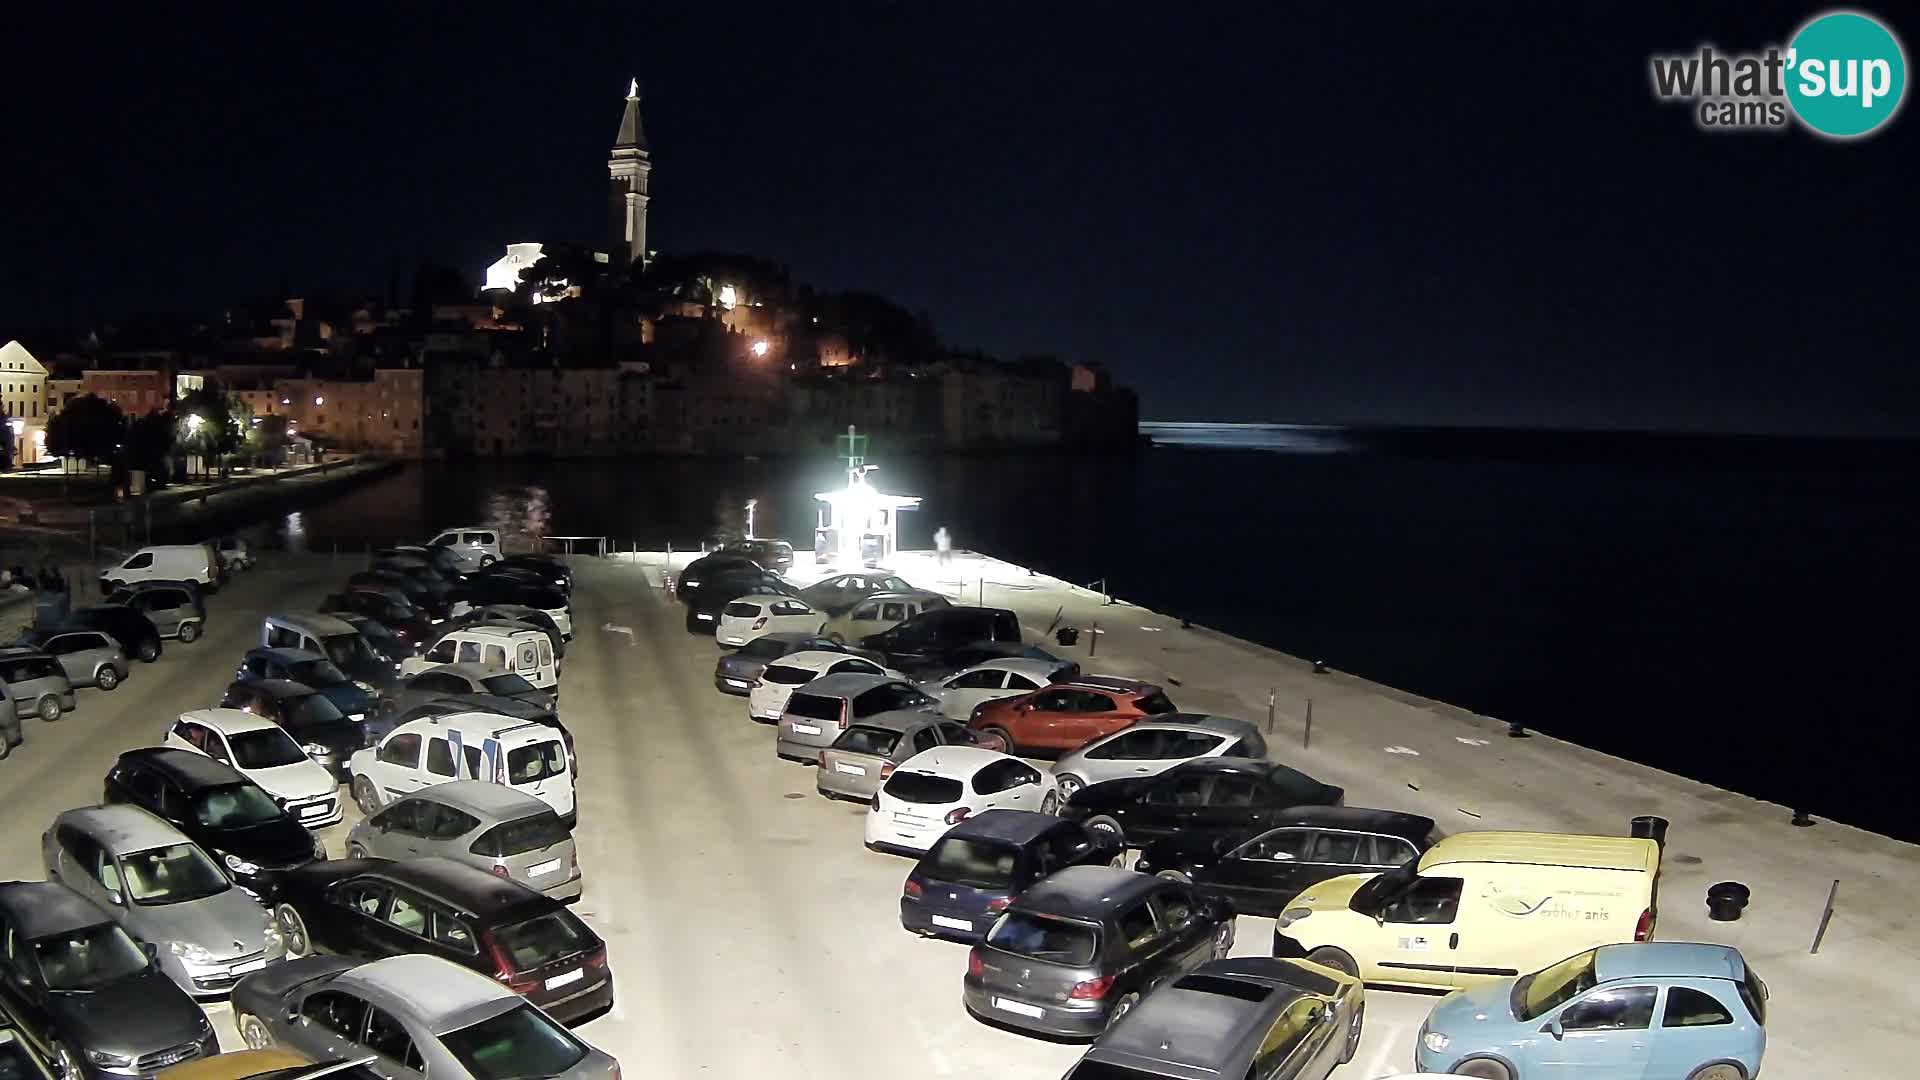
613, 78, 647, 151
608, 77, 653, 269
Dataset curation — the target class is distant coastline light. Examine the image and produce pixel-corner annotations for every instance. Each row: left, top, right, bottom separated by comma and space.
315, 396, 325, 406
718, 284, 739, 310
751, 340, 770, 357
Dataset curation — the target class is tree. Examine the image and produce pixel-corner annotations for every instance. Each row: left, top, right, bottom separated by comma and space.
125, 411, 176, 490
46, 394, 127, 468
247, 413, 290, 467
175, 387, 246, 476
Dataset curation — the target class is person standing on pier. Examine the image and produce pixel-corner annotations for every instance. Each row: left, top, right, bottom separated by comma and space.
934, 526, 952, 568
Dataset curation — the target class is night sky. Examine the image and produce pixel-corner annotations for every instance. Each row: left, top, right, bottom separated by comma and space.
3, 3, 1914, 436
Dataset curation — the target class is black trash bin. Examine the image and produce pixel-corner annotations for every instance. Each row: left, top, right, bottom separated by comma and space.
1630, 815, 1670, 849
1706, 881, 1751, 922
1055, 627, 1080, 647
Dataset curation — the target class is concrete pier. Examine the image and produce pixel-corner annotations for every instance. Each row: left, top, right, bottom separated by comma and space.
0, 548, 1905, 1078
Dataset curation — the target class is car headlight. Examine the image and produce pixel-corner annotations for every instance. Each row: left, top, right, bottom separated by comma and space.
352, 681, 375, 692
301, 742, 330, 756
223, 852, 262, 875
86, 1050, 135, 1068
348, 712, 367, 722
312, 835, 328, 859
1276, 906, 1314, 929
263, 917, 284, 951
170, 941, 216, 964
1422, 1031, 1451, 1053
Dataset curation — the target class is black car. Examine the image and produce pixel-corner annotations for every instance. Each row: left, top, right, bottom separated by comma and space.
375, 544, 469, 582
455, 578, 569, 621
220, 679, 366, 780
468, 557, 572, 596
345, 571, 450, 620
375, 666, 555, 725
62, 606, 163, 663
682, 568, 796, 634
902, 810, 1123, 943
1133, 807, 1438, 917
673, 552, 763, 604
962, 865, 1234, 1039
0, 1019, 53, 1080
729, 539, 794, 575
320, 591, 434, 652
236, 648, 376, 719
1058, 758, 1346, 849
267, 855, 612, 1024
369, 558, 461, 600
0, 881, 216, 1080
391, 694, 576, 777
712, 632, 848, 694
331, 612, 416, 665
857, 607, 1024, 677
101, 748, 325, 901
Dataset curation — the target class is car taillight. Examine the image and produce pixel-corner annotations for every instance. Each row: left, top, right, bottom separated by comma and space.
838, 701, 850, 729
486, 934, 539, 994
584, 947, 608, 971
1069, 975, 1114, 1000
1635, 907, 1655, 942
966, 948, 984, 977
752, 616, 768, 630
903, 879, 923, 899
986, 896, 1011, 912
944, 807, 971, 825
489, 863, 509, 878
879, 762, 895, 780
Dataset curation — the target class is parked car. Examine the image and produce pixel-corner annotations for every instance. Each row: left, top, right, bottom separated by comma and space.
386, 694, 575, 779
934, 640, 1073, 678
1052, 715, 1269, 799
345, 781, 580, 901
681, 568, 795, 634
22, 628, 129, 691
349, 711, 575, 826
231, 952, 618, 1076
265, 856, 607, 1022
865, 746, 1059, 855
930, 657, 1080, 722
728, 539, 795, 574
235, 649, 375, 719
822, 590, 951, 645
970, 676, 1179, 755
776, 672, 938, 761
104, 583, 206, 644
0, 881, 216, 1080
817, 712, 984, 802
64, 605, 163, 663
318, 592, 434, 654
0, 650, 75, 723
672, 552, 763, 604
164, 709, 344, 827
261, 613, 400, 691
485, 553, 572, 593
346, 571, 451, 621
900, 809, 1123, 942
451, 604, 566, 657
331, 613, 415, 667
376, 544, 469, 583
1270, 832, 1660, 990
858, 606, 1024, 677
214, 536, 255, 571
426, 526, 504, 571
1065, 957, 1366, 1080
1413, 943, 1766, 1080
403, 625, 557, 692
1134, 807, 1438, 916
715, 593, 827, 648
0, 1021, 54, 1080
157, 1049, 377, 1080
712, 632, 846, 694
369, 557, 462, 605
42, 805, 286, 999
99, 544, 218, 591
1062, 758, 1344, 849
797, 571, 918, 616
219, 680, 366, 781
747, 649, 895, 722
451, 579, 571, 640
0, 710, 18, 760
466, 562, 572, 603
376, 664, 554, 725
102, 747, 326, 902
962, 865, 1235, 1038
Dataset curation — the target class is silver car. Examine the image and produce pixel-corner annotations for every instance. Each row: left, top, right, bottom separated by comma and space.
0, 650, 76, 723
1051, 715, 1270, 800
775, 673, 940, 762
345, 780, 581, 901
816, 712, 985, 801
233, 952, 619, 1080
31, 629, 129, 690
41, 804, 285, 999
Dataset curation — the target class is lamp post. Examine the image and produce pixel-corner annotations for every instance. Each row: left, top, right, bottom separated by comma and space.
745, 499, 757, 540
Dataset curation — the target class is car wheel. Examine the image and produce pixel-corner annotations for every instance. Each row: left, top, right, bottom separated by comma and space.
237, 1012, 275, 1050
346, 843, 369, 859
137, 638, 160, 662
1154, 869, 1192, 884
275, 904, 311, 957
1341, 1004, 1364, 1064
1039, 793, 1059, 815
51, 1041, 79, 1080
977, 726, 1014, 754
1212, 919, 1235, 958
177, 621, 200, 644
35, 695, 61, 723
1454, 1059, 1514, 1080
1687, 1066, 1747, 1080
94, 665, 119, 691
352, 776, 382, 815
1305, 946, 1359, 977
1083, 815, 1124, 846
1056, 774, 1085, 799
0, 733, 10, 760
1105, 992, 1141, 1030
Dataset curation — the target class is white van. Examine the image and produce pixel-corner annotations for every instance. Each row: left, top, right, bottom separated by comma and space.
426, 526, 503, 572
99, 545, 218, 591
1271, 831, 1661, 991
402, 624, 556, 691
348, 711, 575, 825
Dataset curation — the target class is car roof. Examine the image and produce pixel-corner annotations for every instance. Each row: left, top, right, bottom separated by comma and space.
1257, 806, 1436, 840
1065, 675, 1160, 696
367, 856, 555, 918
1016, 865, 1159, 917
943, 808, 1065, 845
847, 709, 938, 735
411, 779, 551, 820
791, 672, 897, 697
1594, 943, 1747, 983
896, 745, 1009, 777
1420, 832, 1659, 873
728, 592, 804, 606
1164, 757, 1284, 780
443, 624, 532, 641
0, 881, 115, 939
956, 657, 1066, 678
769, 650, 867, 673
251, 647, 325, 664
415, 695, 555, 722
1092, 959, 1348, 1075
435, 525, 494, 533
267, 612, 356, 635
117, 747, 249, 789
184, 706, 283, 734
414, 663, 492, 682
248, 679, 322, 699
54, 803, 185, 853
398, 709, 549, 739
334, 953, 515, 1025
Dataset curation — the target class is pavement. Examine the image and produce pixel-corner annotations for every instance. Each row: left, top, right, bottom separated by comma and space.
0, 548, 1905, 1079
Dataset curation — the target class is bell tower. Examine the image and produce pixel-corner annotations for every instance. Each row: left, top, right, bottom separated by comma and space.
608, 78, 651, 270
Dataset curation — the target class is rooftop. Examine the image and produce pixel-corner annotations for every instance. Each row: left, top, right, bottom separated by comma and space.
1419, 831, 1659, 873
337, 953, 516, 1026
55, 803, 184, 853
1016, 864, 1157, 918
0, 881, 114, 939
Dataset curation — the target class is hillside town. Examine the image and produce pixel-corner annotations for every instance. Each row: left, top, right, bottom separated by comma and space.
0, 83, 1137, 467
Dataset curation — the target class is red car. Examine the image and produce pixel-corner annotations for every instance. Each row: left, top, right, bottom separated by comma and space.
967, 676, 1178, 754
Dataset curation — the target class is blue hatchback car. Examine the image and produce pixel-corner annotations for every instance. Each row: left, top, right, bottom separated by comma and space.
900, 809, 1122, 943
1415, 942, 1766, 1080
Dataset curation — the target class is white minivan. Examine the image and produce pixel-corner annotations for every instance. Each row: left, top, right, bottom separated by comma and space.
100, 545, 218, 591
402, 625, 557, 691
348, 711, 576, 825
427, 526, 503, 572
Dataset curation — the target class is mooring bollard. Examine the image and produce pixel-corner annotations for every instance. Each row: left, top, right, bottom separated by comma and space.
1507, 721, 1530, 738
1791, 809, 1815, 828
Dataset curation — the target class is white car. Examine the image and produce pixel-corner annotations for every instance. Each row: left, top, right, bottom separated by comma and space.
747, 649, 899, 722
348, 710, 577, 825
1050, 716, 1269, 800
930, 657, 1078, 721
821, 591, 949, 645
717, 593, 827, 648
864, 746, 1059, 855
164, 709, 342, 827
426, 525, 503, 571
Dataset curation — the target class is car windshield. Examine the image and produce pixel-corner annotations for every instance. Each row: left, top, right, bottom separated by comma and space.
474, 812, 570, 857
33, 923, 150, 991
1512, 949, 1600, 1021
121, 843, 230, 905
192, 783, 285, 828
319, 633, 375, 669
763, 665, 816, 686
492, 911, 593, 974
0, 1039, 41, 1080
441, 1003, 587, 1080
883, 771, 964, 804
508, 741, 568, 784
834, 726, 901, 755
482, 673, 538, 696
784, 693, 843, 721
925, 838, 1020, 889
285, 658, 348, 686
985, 912, 1098, 966
286, 693, 348, 729
229, 727, 310, 769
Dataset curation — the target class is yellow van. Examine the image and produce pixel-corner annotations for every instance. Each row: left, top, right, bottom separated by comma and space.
1269, 831, 1659, 990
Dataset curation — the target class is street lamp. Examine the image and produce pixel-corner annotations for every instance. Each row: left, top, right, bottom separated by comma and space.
314, 396, 324, 406
745, 498, 757, 540
751, 340, 770, 357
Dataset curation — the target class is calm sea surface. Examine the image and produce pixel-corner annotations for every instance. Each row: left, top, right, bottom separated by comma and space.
224, 426, 1920, 840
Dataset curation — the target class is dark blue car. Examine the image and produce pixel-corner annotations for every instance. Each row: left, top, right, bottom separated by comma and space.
234, 647, 375, 719
900, 809, 1121, 943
